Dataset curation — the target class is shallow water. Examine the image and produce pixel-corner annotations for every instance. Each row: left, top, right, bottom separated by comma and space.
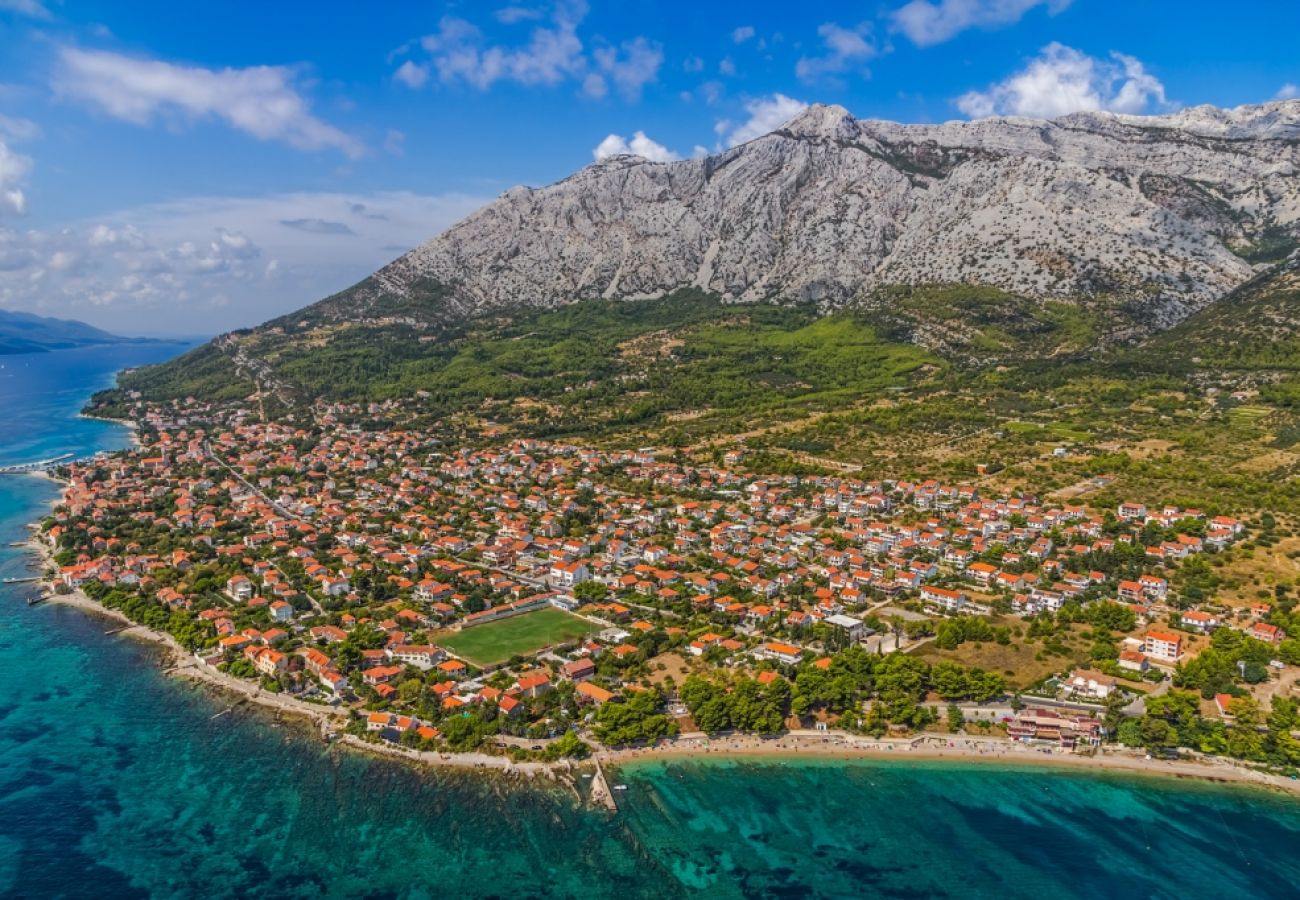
1, 345, 1298, 900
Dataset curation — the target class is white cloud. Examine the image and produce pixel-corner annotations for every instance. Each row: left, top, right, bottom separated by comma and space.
0, 191, 487, 333
732, 25, 756, 44
956, 43, 1173, 119
495, 5, 543, 24
1277, 83, 1299, 100
591, 37, 663, 100
393, 60, 429, 89
56, 47, 364, 158
402, 6, 661, 103
719, 57, 737, 76
795, 22, 876, 84
891, 0, 1072, 47
419, 9, 585, 90
0, 139, 31, 215
720, 93, 809, 147
0, 0, 51, 19
592, 130, 680, 162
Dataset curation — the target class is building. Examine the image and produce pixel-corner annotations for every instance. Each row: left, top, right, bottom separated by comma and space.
1008, 708, 1102, 749
1144, 630, 1183, 662
1065, 669, 1118, 700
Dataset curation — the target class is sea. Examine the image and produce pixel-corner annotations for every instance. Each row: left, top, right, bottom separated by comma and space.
1, 344, 1299, 900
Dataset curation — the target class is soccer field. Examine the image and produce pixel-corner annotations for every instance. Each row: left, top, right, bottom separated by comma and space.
439, 608, 598, 666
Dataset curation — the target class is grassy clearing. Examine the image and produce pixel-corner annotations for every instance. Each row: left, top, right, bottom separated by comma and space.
438, 608, 598, 666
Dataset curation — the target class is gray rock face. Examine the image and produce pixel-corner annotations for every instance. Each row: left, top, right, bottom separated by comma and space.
330, 101, 1300, 327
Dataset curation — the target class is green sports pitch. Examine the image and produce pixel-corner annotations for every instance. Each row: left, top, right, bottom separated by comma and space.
439, 608, 598, 666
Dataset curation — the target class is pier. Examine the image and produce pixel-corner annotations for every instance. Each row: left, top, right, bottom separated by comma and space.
0, 453, 76, 475
590, 758, 619, 812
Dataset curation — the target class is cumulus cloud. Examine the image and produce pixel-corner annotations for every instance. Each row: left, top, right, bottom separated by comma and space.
393, 60, 429, 89
0, 191, 486, 333
402, 4, 660, 102
56, 47, 364, 158
956, 43, 1173, 119
719, 93, 809, 148
588, 37, 663, 101
795, 22, 876, 84
592, 131, 680, 162
418, 8, 585, 90
891, 0, 1072, 47
1277, 83, 1299, 101
732, 25, 756, 44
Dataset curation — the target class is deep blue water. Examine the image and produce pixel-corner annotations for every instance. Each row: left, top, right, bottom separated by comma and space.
1, 345, 1299, 899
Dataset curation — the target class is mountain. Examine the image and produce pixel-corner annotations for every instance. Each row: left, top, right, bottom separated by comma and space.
314, 100, 1299, 331
0, 308, 138, 355
106, 100, 1300, 416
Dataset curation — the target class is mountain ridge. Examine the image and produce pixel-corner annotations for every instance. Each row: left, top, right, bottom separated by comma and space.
103, 100, 1300, 415
299, 99, 1299, 334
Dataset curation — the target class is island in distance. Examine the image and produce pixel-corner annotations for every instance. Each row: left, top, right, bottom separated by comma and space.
0, 307, 153, 355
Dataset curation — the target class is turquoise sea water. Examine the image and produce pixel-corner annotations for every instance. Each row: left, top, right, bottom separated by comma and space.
2, 345, 1300, 900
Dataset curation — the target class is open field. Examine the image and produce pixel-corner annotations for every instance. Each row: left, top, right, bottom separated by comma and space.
439, 608, 598, 666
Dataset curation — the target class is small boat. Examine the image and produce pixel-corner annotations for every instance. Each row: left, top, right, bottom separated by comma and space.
613, 784, 628, 791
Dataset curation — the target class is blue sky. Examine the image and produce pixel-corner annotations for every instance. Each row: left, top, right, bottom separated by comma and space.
0, 0, 1297, 335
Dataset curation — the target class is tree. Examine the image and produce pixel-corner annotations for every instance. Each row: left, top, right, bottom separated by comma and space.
544, 730, 590, 760
573, 581, 608, 604
946, 703, 965, 733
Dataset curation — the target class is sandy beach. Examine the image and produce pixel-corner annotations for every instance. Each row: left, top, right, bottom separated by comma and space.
597, 731, 1300, 797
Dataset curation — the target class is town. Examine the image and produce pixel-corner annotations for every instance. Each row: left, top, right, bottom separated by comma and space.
39, 396, 1300, 769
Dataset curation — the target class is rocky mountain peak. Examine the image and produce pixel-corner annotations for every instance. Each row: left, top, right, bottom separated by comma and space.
306, 101, 1300, 338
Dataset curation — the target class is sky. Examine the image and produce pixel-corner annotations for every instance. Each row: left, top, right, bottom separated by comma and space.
0, 0, 1297, 336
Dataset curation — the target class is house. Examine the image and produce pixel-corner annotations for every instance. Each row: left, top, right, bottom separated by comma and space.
1117, 650, 1149, 673
1248, 622, 1286, 644
550, 560, 590, 588
575, 681, 615, 705
250, 648, 286, 677
1008, 708, 1102, 749
1144, 630, 1183, 662
225, 575, 253, 601
825, 613, 867, 642
755, 641, 804, 665
387, 644, 446, 670
516, 672, 552, 698
920, 585, 967, 613
1065, 669, 1118, 700
561, 658, 596, 682
269, 599, 294, 622
363, 665, 403, 686
1180, 610, 1219, 633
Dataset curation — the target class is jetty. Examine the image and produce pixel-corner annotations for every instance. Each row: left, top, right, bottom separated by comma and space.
0, 453, 75, 475
590, 758, 619, 812
2, 576, 39, 584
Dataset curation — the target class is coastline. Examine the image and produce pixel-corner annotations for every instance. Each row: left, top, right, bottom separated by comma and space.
76, 411, 141, 448
598, 732, 1300, 798
21, 458, 1300, 802
22, 531, 1300, 801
